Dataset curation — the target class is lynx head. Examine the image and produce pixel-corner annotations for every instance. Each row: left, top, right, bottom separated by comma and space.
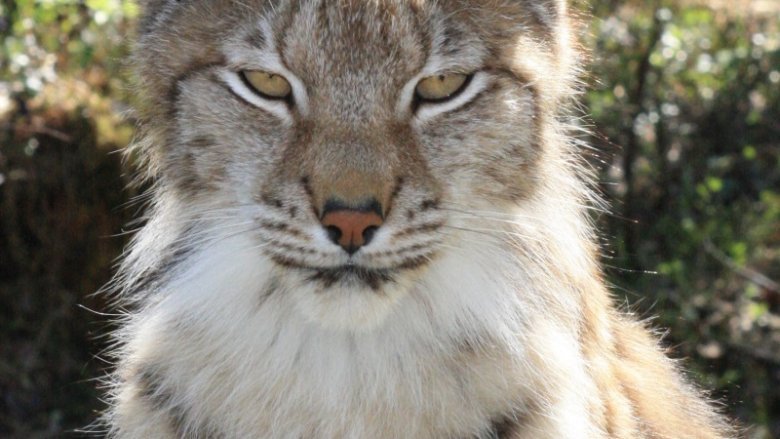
129, 0, 583, 330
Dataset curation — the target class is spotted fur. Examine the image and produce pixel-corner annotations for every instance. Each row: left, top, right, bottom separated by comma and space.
103, 1, 734, 438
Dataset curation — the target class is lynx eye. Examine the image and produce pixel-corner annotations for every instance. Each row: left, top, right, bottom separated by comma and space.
240, 70, 292, 100
415, 73, 471, 102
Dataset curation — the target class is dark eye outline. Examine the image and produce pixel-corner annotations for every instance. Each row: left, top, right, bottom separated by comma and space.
412, 72, 475, 109
239, 70, 295, 105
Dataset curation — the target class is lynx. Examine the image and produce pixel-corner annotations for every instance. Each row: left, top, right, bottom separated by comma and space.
104, 0, 734, 437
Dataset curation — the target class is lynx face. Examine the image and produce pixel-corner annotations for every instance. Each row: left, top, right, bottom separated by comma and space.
135, 0, 572, 329
110, 2, 734, 437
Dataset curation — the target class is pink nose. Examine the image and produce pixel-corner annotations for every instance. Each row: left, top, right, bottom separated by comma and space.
321, 209, 383, 255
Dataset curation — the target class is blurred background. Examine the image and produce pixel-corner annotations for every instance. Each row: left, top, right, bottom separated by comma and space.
0, 0, 778, 437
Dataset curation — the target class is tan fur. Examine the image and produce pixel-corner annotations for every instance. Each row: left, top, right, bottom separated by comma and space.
105, 1, 735, 437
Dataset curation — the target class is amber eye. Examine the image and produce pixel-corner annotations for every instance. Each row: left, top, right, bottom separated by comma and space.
240, 70, 292, 100
415, 73, 471, 102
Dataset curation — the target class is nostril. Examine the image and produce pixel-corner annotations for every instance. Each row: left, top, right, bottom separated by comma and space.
362, 225, 379, 246
326, 225, 342, 245
320, 198, 384, 255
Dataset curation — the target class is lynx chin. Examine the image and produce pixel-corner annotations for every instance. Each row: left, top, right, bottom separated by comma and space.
102, 0, 734, 437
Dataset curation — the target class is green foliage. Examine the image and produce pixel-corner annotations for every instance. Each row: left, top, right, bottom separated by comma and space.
587, 1, 780, 436
1, 0, 778, 436
1, 0, 138, 436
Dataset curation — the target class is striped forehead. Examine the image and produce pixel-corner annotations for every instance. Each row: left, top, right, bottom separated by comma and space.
289, 2, 425, 81
254, 3, 478, 83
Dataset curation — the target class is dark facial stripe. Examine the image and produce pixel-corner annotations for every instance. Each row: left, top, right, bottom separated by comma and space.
470, 412, 520, 439
125, 235, 194, 300
135, 365, 225, 438
258, 276, 280, 309
135, 366, 189, 437
393, 221, 444, 239
167, 59, 226, 118
246, 28, 268, 50
308, 266, 394, 291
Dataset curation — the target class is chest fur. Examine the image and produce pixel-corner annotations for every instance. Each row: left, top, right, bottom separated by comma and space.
117, 233, 586, 438
128, 294, 524, 438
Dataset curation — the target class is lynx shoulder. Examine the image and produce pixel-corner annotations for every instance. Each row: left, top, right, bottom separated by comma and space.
103, 1, 734, 437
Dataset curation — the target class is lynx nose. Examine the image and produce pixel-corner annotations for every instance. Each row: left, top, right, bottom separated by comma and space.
321, 199, 383, 255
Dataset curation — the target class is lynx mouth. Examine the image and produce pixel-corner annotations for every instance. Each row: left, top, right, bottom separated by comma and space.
308, 265, 395, 291
269, 256, 395, 290
270, 255, 433, 291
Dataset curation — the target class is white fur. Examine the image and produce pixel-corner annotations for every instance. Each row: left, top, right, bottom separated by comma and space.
113, 187, 601, 438
111, 3, 608, 437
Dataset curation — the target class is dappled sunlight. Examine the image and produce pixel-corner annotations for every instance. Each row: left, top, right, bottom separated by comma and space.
1, 0, 778, 436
